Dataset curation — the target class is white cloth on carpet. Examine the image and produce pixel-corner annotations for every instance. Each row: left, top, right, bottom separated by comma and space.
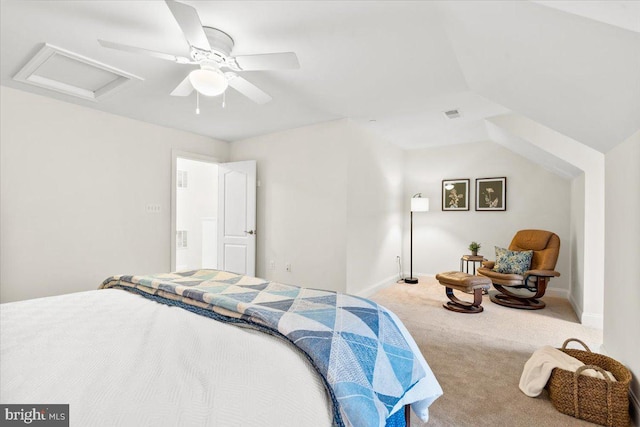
519, 345, 616, 397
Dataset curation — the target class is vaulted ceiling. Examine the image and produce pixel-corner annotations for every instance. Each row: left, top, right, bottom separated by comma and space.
1, 1, 638, 152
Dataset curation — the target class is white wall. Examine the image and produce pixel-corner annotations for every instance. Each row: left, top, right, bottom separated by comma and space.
569, 173, 585, 318
345, 124, 403, 296
229, 120, 349, 292
403, 140, 572, 294
0, 87, 228, 303
487, 113, 605, 328
603, 130, 640, 420
229, 119, 404, 295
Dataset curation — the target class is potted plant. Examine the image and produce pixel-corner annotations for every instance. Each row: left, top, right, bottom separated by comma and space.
468, 241, 481, 256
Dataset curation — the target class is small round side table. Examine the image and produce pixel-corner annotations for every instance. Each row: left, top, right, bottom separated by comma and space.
460, 255, 485, 275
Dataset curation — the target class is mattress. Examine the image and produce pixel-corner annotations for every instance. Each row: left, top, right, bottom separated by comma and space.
0, 289, 334, 426
99, 269, 442, 427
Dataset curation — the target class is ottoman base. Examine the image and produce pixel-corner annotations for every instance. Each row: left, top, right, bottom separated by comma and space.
435, 271, 492, 314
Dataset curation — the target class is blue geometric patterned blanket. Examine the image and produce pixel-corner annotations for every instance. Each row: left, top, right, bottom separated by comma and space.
100, 269, 442, 427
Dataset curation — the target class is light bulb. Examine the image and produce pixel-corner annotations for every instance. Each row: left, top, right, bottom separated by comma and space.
189, 67, 228, 97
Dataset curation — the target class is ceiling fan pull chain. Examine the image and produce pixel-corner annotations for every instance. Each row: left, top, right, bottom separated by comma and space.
196, 91, 200, 115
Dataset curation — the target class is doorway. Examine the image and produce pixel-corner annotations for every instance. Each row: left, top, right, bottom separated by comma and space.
174, 156, 219, 271
171, 151, 257, 275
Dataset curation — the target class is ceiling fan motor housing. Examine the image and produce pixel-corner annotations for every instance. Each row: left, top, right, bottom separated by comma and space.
200, 27, 234, 59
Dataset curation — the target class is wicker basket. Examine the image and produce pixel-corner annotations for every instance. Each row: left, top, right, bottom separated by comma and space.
546, 338, 632, 427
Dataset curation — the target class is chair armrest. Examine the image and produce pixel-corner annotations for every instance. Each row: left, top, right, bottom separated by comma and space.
482, 261, 495, 269
524, 269, 560, 278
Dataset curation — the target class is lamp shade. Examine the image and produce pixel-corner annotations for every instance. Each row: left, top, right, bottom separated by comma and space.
411, 197, 429, 212
189, 67, 228, 97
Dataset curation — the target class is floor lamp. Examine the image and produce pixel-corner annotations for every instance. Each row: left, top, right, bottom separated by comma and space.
405, 193, 429, 284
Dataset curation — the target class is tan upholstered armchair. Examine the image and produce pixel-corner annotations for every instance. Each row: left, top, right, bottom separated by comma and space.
477, 230, 560, 310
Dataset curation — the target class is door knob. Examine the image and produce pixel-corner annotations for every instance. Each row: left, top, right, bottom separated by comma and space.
244, 230, 256, 235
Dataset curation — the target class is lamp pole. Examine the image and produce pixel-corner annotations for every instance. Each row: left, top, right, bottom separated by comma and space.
405, 193, 428, 284
405, 210, 418, 284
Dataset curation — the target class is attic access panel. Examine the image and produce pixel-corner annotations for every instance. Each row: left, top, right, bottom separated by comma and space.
13, 44, 143, 102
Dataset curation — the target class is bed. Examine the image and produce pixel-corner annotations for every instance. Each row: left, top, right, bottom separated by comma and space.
1, 269, 442, 426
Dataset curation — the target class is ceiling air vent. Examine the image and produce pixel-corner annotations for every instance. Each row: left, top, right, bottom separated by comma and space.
13, 43, 143, 102
443, 109, 461, 119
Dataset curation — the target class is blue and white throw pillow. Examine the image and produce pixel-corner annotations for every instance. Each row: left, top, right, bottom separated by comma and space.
493, 247, 533, 275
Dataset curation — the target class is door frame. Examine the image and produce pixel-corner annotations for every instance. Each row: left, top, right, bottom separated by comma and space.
170, 150, 222, 271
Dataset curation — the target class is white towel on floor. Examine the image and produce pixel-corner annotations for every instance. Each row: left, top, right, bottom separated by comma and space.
519, 345, 616, 397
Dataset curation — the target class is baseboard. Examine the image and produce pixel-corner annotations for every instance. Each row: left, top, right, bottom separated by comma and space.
410, 277, 572, 300
599, 343, 607, 355
415, 272, 435, 279
354, 272, 441, 297
569, 291, 584, 322
570, 301, 603, 329
362, 276, 580, 310
581, 312, 603, 329
566, 290, 603, 329
355, 275, 398, 298
545, 286, 569, 299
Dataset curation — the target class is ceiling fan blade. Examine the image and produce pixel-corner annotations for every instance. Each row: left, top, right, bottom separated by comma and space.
98, 39, 192, 64
233, 52, 300, 71
165, 0, 211, 52
170, 75, 194, 96
227, 74, 272, 104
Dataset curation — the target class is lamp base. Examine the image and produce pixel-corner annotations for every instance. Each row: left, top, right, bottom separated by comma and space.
404, 277, 419, 284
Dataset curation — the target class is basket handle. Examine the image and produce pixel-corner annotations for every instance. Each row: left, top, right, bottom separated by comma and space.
573, 365, 613, 427
562, 338, 591, 352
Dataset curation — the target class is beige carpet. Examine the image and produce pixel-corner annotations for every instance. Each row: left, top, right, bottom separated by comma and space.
370, 276, 604, 427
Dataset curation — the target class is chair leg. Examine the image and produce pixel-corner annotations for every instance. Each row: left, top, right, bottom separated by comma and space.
443, 287, 484, 313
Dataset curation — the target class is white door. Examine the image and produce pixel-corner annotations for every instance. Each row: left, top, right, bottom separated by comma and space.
218, 160, 257, 276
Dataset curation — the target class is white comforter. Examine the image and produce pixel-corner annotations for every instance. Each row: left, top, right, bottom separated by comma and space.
1, 289, 334, 427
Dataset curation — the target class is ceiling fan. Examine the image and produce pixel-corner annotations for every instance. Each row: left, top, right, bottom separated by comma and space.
98, 0, 299, 105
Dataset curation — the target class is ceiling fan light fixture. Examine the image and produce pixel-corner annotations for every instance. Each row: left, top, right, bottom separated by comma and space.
189, 67, 227, 96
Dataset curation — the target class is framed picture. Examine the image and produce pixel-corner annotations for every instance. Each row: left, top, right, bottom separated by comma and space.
476, 177, 507, 211
442, 179, 470, 211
